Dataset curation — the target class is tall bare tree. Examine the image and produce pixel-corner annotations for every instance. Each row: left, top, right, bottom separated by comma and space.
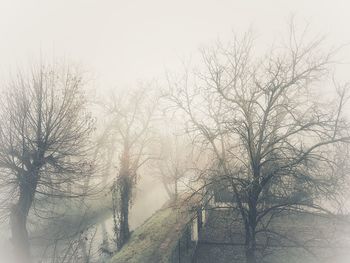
168, 25, 350, 263
104, 87, 158, 250
156, 134, 193, 201
0, 63, 94, 262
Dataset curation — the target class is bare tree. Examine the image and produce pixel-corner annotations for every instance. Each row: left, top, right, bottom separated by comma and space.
167, 25, 350, 263
156, 133, 193, 201
0, 63, 94, 262
44, 225, 98, 263
104, 86, 158, 250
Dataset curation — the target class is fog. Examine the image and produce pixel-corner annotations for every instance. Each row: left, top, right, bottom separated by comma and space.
1, 0, 350, 86
1, 1, 350, 263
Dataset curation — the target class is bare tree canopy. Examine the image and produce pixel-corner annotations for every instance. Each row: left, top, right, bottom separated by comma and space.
167, 25, 350, 263
156, 133, 194, 200
0, 62, 95, 262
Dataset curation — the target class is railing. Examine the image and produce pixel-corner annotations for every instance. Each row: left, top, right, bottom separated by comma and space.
170, 222, 197, 263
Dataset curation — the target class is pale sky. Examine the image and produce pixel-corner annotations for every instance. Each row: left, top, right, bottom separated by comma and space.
1, 0, 350, 91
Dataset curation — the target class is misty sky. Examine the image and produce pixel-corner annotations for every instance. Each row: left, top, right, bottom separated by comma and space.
1, 0, 350, 91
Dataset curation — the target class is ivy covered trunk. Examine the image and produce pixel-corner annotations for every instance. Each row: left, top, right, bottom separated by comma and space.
117, 174, 132, 249
113, 141, 133, 250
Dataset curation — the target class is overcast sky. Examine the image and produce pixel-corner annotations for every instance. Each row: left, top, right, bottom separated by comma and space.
1, 0, 350, 91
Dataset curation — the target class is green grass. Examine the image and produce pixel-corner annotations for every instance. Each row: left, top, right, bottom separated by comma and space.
109, 204, 193, 263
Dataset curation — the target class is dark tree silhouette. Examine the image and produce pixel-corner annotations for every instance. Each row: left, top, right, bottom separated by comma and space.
168, 25, 350, 263
0, 63, 94, 262
104, 87, 158, 250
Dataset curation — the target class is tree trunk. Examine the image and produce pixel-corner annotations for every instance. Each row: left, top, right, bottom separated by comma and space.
101, 220, 109, 246
10, 180, 36, 263
161, 179, 173, 200
115, 139, 132, 250
81, 236, 90, 263
117, 174, 131, 249
174, 177, 178, 201
245, 233, 257, 263
245, 198, 258, 263
245, 250, 256, 263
